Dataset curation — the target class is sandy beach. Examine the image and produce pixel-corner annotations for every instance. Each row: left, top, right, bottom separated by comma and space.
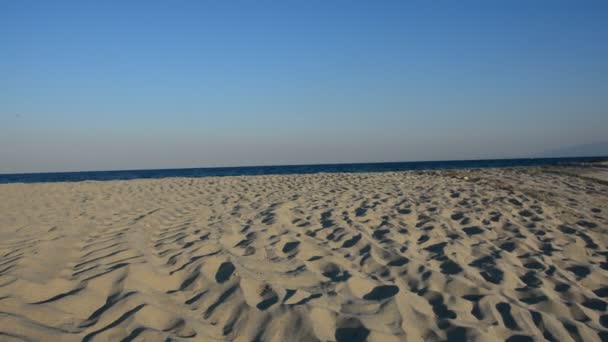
0, 165, 607, 341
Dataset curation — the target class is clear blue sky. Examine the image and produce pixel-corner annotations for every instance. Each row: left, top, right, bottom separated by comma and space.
1, 1, 607, 173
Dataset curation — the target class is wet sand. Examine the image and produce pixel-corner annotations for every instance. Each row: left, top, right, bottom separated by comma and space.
0, 165, 607, 341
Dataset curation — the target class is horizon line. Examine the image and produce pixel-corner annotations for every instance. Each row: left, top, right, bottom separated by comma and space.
2, 154, 607, 177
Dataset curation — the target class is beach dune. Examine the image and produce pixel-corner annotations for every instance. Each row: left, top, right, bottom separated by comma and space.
0, 166, 607, 341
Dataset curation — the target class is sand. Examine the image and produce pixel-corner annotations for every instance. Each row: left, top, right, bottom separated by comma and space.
0, 165, 607, 341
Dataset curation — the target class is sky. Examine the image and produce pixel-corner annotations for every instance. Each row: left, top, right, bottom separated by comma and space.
1, 1, 607, 173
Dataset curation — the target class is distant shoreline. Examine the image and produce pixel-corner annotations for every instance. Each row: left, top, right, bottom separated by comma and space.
1, 156, 607, 184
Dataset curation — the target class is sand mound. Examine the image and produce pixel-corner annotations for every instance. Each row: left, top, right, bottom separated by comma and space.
0, 167, 607, 341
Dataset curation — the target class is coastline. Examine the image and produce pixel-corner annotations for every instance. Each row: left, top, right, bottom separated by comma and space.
1, 155, 607, 184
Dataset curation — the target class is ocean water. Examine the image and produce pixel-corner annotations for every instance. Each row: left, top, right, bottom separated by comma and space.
1, 156, 606, 184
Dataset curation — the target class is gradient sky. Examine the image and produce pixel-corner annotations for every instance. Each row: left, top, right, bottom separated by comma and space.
1, 1, 607, 173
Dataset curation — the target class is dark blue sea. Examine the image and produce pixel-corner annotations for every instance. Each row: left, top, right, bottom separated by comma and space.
1, 156, 607, 184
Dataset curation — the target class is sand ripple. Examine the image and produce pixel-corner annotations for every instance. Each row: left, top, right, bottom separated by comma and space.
0, 166, 607, 341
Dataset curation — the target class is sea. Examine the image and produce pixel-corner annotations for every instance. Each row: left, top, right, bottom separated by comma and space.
1, 156, 606, 184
